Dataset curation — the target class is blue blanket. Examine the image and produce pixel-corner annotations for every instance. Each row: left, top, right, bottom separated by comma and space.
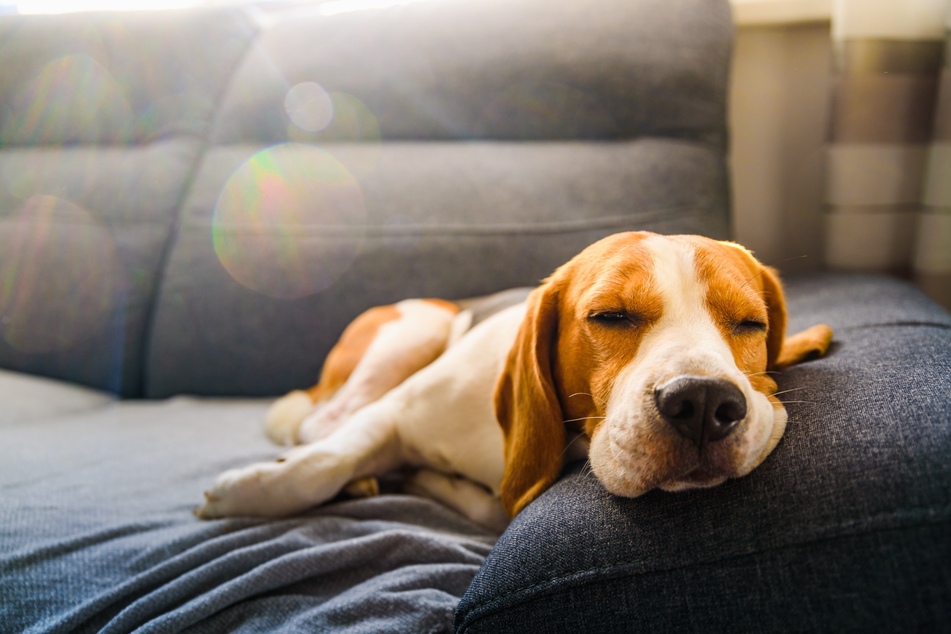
0, 377, 497, 633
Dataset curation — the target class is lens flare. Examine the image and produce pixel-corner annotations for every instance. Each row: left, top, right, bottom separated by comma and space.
2, 54, 133, 143
323, 92, 380, 141
287, 92, 384, 178
285, 82, 334, 133
212, 144, 366, 299
0, 195, 121, 354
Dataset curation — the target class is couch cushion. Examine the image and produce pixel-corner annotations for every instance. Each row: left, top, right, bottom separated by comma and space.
145, 138, 728, 397
0, 368, 114, 423
211, 0, 730, 144
0, 9, 256, 396
0, 9, 255, 146
145, 0, 733, 397
783, 271, 951, 332
0, 380, 497, 633
455, 272, 951, 632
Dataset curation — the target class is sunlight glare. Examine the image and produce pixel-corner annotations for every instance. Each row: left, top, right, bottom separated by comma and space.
13, 0, 206, 13
319, 0, 431, 16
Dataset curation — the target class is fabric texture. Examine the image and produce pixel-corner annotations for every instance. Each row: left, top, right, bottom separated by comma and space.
144, 0, 733, 398
145, 139, 729, 398
210, 0, 731, 144
3, 0, 948, 632
0, 9, 257, 396
0, 385, 497, 633
456, 272, 951, 633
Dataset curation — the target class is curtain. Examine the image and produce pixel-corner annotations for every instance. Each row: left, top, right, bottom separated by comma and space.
825, 0, 951, 309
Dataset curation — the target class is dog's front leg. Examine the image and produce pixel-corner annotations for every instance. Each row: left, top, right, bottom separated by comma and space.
196, 403, 400, 519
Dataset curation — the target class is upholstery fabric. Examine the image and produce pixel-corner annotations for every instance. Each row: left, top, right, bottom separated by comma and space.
0, 3, 737, 630
0, 9, 256, 396
144, 0, 733, 398
210, 0, 731, 144
145, 139, 728, 397
456, 273, 951, 633
2, 0, 948, 632
0, 383, 497, 634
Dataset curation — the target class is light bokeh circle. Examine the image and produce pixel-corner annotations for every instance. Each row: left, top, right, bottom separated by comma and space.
0, 195, 121, 353
212, 144, 367, 299
284, 81, 334, 133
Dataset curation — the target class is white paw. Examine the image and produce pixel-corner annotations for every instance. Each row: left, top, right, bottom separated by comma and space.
404, 470, 509, 532
194, 448, 356, 520
194, 463, 282, 519
265, 391, 315, 445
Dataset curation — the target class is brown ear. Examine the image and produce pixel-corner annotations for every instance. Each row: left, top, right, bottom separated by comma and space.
759, 265, 833, 370
494, 280, 566, 518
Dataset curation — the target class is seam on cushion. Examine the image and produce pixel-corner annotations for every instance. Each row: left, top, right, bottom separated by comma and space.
1, 400, 117, 428
836, 321, 951, 332
136, 13, 260, 399
185, 205, 706, 236
455, 504, 951, 631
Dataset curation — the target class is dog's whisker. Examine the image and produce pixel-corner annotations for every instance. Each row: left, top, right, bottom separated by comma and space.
776, 400, 815, 405
778, 254, 810, 265
742, 256, 809, 291
567, 391, 608, 406
563, 416, 606, 424
561, 432, 590, 458
740, 268, 767, 291
580, 460, 594, 479
746, 370, 780, 378
771, 387, 808, 397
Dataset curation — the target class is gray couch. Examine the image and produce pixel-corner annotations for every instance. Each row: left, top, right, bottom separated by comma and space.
1, 1, 948, 632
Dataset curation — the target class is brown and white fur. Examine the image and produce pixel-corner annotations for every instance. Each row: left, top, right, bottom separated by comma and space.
196, 232, 832, 530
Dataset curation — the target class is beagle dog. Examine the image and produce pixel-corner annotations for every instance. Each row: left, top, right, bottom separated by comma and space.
196, 232, 832, 530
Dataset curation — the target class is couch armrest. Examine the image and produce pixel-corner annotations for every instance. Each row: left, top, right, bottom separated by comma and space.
456, 273, 951, 632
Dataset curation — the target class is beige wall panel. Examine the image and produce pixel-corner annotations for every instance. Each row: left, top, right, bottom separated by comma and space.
730, 23, 831, 272
833, 0, 951, 40
824, 207, 918, 269
924, 143, 951, 206
913, 208, 951, 272
830, 75, 938, 143
825, 144, 928, 205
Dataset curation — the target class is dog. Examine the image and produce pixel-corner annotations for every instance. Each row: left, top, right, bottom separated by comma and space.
196, 232, 832, 530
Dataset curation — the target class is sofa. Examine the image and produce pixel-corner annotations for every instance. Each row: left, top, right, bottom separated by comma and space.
1, 0, 948, 632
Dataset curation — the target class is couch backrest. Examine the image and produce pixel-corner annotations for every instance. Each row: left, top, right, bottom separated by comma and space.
0, 0, 733, 398
0, 9, 256, 396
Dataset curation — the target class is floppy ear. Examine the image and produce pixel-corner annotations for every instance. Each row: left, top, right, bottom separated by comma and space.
759, 265, 833, 370
494, 280, 566, 518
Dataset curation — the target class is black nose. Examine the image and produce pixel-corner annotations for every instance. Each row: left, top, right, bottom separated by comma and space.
654, 376, 747, 448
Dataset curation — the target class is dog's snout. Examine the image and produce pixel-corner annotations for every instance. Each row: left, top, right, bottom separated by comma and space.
654, 376, 747, 448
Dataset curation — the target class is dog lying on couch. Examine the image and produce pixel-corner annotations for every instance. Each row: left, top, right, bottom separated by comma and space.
197, 232, 832, 528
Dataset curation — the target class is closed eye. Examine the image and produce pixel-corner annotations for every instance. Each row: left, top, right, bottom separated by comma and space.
589, 311, 641, 327
733, 319, 767, 335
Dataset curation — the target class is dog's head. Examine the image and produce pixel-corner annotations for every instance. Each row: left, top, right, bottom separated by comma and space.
495, 232, 832, 516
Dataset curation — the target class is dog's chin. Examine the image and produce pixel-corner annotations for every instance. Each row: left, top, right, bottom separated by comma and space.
591, 462, 728, 498
658, 471, 728, 493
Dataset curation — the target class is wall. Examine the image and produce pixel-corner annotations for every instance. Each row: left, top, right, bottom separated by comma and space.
729, 19, 833, 273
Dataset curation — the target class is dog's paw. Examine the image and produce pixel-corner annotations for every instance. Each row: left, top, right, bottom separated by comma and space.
265, 390, 315, 446
404, 470, 509, 532
194, 461, 300, 520
195, 446, 357, 520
